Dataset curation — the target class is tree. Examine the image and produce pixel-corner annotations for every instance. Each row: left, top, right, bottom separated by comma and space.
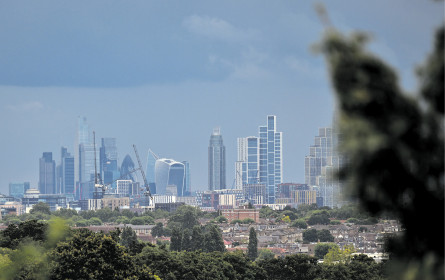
204, 224, 225, 253
307, 210, 330, 225
181, 228, 192, 252
258, 254, 318, 280
53, 208, 78, 219
257, 248, 275, 261
94, 207, 114, 222
317, 229, 334, 242
151, 222, 164, 237
170, 227, 182, 251
324, 244, 356, 265
167, 205, 200, 230
120, 226, 144, 255
50, 228, 158, 279
190, 225, 204, 251
315, 243, 338, 259
321, 15, 444, 278
318, 15, 444, 278
247, 227, 258, 261
291, 219, 308, 229
130, 217, 145, 225
30, 202, 51, 215
282, 210, 298, 221
0, 220, 48, 249
241, 218, 255, 224
281, 216, 291, 223
213, 215, 228, 223
88, 217, 102, 225
302, 228, 318, 243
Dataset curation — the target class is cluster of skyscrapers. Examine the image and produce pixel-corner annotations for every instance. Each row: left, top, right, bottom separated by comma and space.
206, 115, 343, 208
6, 114, 345, 213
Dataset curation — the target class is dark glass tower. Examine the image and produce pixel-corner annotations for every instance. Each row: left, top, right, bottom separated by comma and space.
208, 127, 226, 190
39, 152, 56, 194
61, 147, 75, 196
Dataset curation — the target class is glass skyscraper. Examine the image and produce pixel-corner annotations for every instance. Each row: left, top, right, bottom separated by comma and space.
304, 126, 343, 208
236, 115, 283, 203
76, 116, 96, 200
9, 182, 30, 198
208, 127, 226, 191
61, 147, 75, 196
120, 155, 136, 182
100, 137, 119, 188
146, 149, 158, 194
182, 161, 191, 196
155, 158, 185, 196
79, 143, 96, 199
39, 152, 56, 194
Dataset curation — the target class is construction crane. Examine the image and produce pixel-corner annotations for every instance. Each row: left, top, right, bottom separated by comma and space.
133, 144, 153, 200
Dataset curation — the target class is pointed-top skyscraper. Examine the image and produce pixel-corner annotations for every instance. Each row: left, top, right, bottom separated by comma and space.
208, 127, 226, 190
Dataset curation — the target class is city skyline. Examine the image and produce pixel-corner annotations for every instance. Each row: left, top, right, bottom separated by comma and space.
0, 1, 442, 195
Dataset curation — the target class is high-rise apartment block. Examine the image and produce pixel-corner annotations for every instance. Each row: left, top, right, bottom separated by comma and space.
39, 152, 56, 194
208, 127, 226, 191
304, 126, 344, 208
236, 115, 283, 204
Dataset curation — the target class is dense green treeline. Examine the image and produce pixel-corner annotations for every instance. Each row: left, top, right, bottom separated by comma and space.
0, 219, 387, 280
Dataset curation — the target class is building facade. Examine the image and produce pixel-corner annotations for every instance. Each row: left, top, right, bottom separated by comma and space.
100, 137, 119, 189
236, 115, 283, 203
9, 182, 30, 198
304, 126, 344, 208
155, 159, 185, 196
39, 152, 56, 194
61, 147, 75, 198
208, 127, 226, 190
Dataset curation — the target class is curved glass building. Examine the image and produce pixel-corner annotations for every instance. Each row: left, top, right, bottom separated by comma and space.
155, 159, 185, 196
120, 154, 136, 182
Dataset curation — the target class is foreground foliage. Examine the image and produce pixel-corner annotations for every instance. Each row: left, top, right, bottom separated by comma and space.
0, 219, 388, 280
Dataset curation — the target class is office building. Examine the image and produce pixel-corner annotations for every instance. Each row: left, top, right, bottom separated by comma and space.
155, 158, 185, 196
208, 127, 226, 190
79, 143, 96, 200
100, 138, 119, 188
61, 148, 75, 197
9, 182, 30, 198
182, 161, 191, 196
146, 149, 158, 194
236, 115, 283, 203
39, 152, 56, 194
76, 117, 89, 191
120, 155, 136, 182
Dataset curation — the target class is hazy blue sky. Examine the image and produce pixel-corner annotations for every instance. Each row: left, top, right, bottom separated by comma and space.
0, 1, 443, 194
